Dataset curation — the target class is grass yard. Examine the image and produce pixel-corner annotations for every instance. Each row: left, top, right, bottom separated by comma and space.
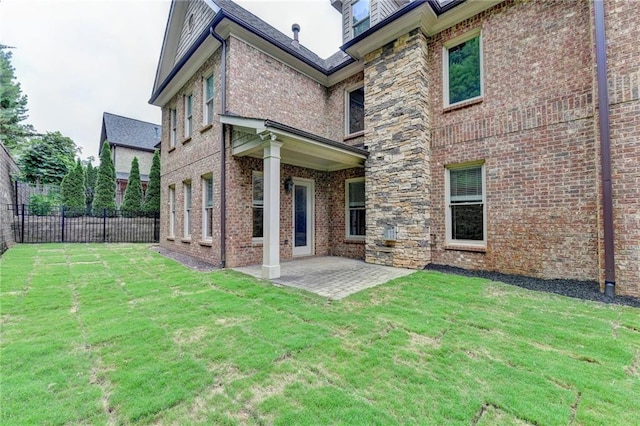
1, 244, 639, 425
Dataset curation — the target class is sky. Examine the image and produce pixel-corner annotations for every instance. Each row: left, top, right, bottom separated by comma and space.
0, 0, 342, 161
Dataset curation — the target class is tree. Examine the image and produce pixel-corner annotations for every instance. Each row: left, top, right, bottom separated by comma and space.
19, 131, 79, 185
120, 157, 143, 214
143, 150, 160, 214
85, 161, 97, 211
0, 45, 35, 156
92, 142, 116, 215
448, 36, 481, 104
61, 159, 86, 216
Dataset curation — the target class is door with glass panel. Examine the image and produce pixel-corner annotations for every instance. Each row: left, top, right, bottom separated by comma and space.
292, 179, 314, 256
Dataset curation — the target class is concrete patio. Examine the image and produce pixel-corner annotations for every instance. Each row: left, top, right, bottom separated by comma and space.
233, 256, 415, 299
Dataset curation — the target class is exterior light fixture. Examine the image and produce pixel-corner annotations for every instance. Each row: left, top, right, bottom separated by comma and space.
284, 177, 294, 193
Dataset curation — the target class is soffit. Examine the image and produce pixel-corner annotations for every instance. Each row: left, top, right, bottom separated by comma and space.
220, 115, 367, 172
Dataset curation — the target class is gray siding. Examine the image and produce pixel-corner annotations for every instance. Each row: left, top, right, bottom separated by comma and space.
175, 0, 217, 65
379, 0, 407, 20
342, 1, 352, 44
341, 0, 407, 44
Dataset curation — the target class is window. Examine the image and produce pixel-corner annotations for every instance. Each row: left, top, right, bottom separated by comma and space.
352, 0, 370, 37
184, 94, 193, 137
446, 163, 485, 245
252, 172, 263, 239
346, 86, 364, 135
346, 178, 365, 238
184, 181, 192, 238
202, 175, 213, 239
169, 186, 176, 237
203, 75, 214, 126
170, 109, 177, 147
443, 30, 482, 106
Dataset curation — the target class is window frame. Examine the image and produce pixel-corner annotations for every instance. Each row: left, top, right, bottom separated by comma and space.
168, 185, 176, 237
345, 177, 366, 240
203, 75, 214, 126
442, 28, 483, 108
202, 174, 214, 240
169, 108, 177, 148
252, 172, 264, 241
351, 0, 370, 37
183, 181, 192, 238
184, 94, 193, 138
344, 83, 365, 137
444, 161, 486, 248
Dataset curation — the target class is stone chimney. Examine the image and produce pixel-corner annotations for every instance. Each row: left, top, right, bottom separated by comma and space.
291, 23, 300, 48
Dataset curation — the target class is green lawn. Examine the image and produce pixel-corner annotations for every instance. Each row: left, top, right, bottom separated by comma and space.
1, 244, 638, 425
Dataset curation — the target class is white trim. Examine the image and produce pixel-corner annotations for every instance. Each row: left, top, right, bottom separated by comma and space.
292, 178, 315, 256
442, 28, 483, 108
201, 174, 213, 240
168, 185, 176, 237
251, 171, 264, 243
202, 74, 214, 126
444, 161, 486, 247
351, 0, 370, 38
169, 108, 177, 148
184, 94, 193, 137
345, 177, 365, 240
183, 180, 192, 238
344, 83, 365, 137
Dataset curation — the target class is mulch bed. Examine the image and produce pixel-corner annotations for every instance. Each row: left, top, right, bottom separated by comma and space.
425, 264, 640, 308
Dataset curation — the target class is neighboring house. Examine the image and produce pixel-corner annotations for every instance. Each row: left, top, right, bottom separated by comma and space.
149, 0, 640, 297
99, 112, 161, 204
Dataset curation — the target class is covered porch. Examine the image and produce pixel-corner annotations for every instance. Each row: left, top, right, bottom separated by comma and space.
220, 115, 368, 280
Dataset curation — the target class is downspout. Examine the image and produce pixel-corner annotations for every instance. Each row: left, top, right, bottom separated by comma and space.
594, 0, 616, 297
209, 27, 227, 268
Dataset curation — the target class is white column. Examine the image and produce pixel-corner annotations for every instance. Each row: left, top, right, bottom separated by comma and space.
262, 138, 283, 279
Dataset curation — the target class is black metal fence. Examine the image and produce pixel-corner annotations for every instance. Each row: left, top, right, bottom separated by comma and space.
11, 204, 160, 244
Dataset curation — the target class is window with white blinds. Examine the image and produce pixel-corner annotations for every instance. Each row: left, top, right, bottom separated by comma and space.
446, 164, 485, 244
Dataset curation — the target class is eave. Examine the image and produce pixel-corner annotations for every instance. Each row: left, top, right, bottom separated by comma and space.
342, 0, 504, 59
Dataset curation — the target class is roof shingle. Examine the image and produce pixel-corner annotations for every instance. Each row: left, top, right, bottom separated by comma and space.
101, 112, 161, 151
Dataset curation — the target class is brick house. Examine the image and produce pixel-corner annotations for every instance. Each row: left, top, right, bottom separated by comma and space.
99, 112, 161, 205
150, 0, 640, 297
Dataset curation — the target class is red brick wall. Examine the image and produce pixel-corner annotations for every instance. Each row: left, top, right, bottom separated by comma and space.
428, 0, 600, 282
603, 0, 640, 297
227, 37, 334, 139
159, 51, 223, 266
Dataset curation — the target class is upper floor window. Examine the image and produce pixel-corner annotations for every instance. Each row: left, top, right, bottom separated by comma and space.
346, 177, 365, 239
444, 30, 482, 106
346, 85, 364, 136
169, 109, 177, 148
252, 172, 263, 239
203, 75, 214, 126
445, 163, 486, 246
352, 0, 370, 37
184, 94, 193, 137
202, 175, 214, 240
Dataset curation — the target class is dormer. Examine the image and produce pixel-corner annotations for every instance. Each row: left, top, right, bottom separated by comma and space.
333, 0, 410, 44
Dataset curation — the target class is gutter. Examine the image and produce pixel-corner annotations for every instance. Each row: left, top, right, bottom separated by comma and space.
594, 0, 616, 297
209, 27, 228, 269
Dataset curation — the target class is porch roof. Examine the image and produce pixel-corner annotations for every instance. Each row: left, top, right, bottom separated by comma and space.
219, 114, 368, 172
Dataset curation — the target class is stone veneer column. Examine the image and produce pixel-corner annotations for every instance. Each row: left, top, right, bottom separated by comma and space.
364, 29, 431, 268
262, 139, 283, 279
